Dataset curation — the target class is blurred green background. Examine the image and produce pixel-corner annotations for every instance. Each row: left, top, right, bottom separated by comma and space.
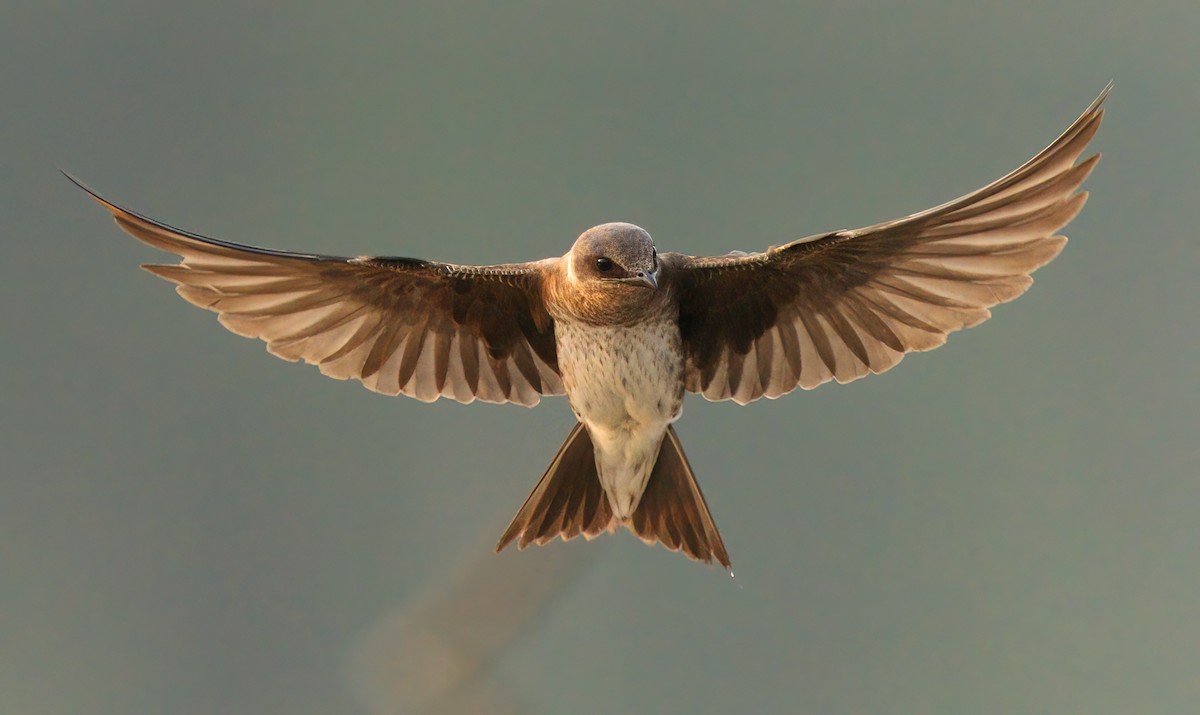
3, 2, 1197, 714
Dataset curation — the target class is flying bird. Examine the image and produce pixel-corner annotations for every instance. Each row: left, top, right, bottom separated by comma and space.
68, 86, 1108, 569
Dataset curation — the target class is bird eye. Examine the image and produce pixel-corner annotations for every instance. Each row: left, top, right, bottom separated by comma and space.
596, 257, 614, 273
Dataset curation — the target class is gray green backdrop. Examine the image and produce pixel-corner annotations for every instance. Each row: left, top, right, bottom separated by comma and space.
3, 2, 1197, 714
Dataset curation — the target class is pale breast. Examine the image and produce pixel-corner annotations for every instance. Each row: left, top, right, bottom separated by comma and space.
554, 318, 685, 431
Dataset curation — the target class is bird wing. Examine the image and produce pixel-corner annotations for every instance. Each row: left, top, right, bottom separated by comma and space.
665, 85, 1108, 404
69, 174, 563, 406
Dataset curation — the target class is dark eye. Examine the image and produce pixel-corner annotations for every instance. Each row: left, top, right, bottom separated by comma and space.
595, 257, 614, 273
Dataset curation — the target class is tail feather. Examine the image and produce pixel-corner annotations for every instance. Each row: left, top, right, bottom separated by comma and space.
495, 423, 614, 552
629, 426, 731, 568
495, 423, 730, 569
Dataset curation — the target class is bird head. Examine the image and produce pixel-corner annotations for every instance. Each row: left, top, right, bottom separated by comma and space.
568, 223, 659, 289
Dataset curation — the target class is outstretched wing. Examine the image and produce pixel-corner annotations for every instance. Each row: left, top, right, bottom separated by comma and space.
69, 174, 563, 406
666, 85, 1108, 404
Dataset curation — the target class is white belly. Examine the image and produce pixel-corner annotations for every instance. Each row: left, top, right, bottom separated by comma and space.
555, 319, 684, 519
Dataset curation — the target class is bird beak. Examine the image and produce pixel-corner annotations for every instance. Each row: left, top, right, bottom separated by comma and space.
629, 267, 659, 289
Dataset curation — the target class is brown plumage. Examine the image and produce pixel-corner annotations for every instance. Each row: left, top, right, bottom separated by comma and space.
69, 85, 1108, 569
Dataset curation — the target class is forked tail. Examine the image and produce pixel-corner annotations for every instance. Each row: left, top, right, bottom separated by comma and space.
495, 423, 613, 550
495, 423, 730, 568
629, 425, 730, 567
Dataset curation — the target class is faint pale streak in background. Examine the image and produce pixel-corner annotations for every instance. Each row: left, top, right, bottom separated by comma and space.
345, 538, 598, 714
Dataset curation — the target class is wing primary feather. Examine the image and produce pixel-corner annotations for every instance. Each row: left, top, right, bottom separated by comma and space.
458, 326, 481, 396
822, 308, 871, 367
796, 309, 838, 374
840, 297, 906, 354
392, 316, 430, 387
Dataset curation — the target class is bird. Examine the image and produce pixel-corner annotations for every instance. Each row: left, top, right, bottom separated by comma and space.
68, 86, 1108, 569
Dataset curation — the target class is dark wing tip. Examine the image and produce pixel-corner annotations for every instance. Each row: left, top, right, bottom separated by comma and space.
63, 171, 164, 230
62, 170, 116, 213
65, 173, 347, 262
